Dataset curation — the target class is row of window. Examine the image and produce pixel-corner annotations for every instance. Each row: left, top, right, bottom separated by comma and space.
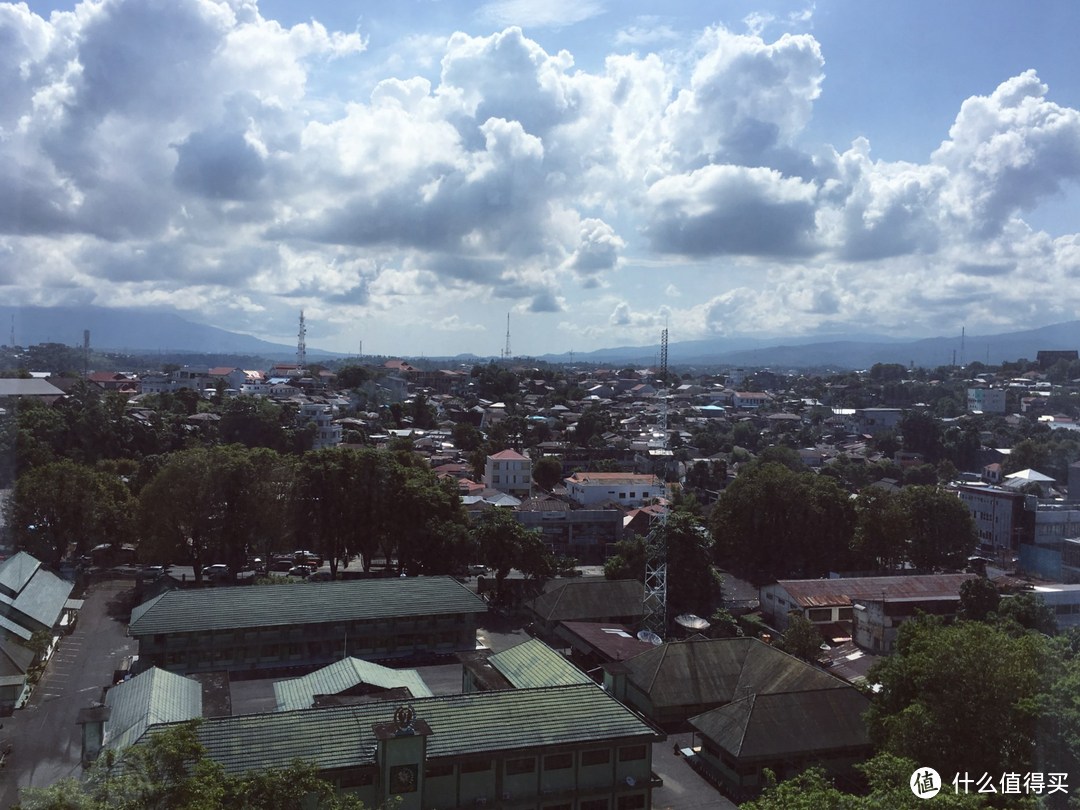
424, 745, 647, 780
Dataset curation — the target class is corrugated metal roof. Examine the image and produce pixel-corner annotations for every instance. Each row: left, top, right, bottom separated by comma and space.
105, 667, 202, 751
487, 639, 592, 688
156, 683, 660, 775
0, 552, 40, 595
129, 576, 487, 636
528, 579, 644, 623
13, 566, 73, 629
622, 638, 846, 710
775, 574, 976, 608
274, 658, 433, 712
0, 614, 30, 640
689, 688, 871, 759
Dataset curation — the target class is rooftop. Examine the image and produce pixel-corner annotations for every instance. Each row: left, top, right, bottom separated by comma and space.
129, 576, 487, 636
773, 574, 976, 608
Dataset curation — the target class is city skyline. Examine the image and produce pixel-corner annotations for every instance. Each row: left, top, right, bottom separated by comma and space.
3, 0, 1080, 357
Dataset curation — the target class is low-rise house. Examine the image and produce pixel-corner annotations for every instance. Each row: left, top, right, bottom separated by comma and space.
526, 579, 645, 639
761, 574, 976, 653
514, 498, 622, 565
689, 686, 871, 800
128, 576, 487, 675
460, 638, 593, 692
0, 552, 76, 643
564, 472, 666, 508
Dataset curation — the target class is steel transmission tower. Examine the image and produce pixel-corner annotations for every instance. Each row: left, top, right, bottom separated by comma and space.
297, 310, 307, 371
642, 326, 670, 637
501, 312, 511, 361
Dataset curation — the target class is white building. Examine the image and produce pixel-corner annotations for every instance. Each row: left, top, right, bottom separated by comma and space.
563, 472, 665, 508
484, 449, 532, 498
298, 402, 342, 450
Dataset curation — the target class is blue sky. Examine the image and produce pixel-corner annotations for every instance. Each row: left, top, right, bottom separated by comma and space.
3, 0, 1080, 357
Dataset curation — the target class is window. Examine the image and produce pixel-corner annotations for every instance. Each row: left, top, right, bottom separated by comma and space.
629, 491, 636, 498
425, 762, 454, 778
807, 608, 832, 622
544, 752, 573, 770
838, 607, 854, 621
618, 745, 646, 762
581, 748, 611, 766
460, 758, 491, 773
506, 757, 536, 775
617, 796, 646, 810
580, 800, 609, 810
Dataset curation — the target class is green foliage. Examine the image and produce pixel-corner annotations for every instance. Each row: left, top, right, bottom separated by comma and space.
958, 577, 1000, 621
866, 617, 1049, 782
710, 463, 855, 583
335, 364, 370, 389
852, 486, 976, 572
7, 459, 135, 565
531, 455, 563, 491
603, 536, 646, 582
995, 592, 1058, 636
471, 508, 553, 594
777, 613, 823, 662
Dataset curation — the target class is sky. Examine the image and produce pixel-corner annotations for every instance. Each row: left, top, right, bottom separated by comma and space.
3, 1, 1080, 358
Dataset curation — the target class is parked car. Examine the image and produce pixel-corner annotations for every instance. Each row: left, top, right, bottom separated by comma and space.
288, 565, 313, 578
293, 550, 322, 567
203, 564, 229, 579
268, 557, 294, 573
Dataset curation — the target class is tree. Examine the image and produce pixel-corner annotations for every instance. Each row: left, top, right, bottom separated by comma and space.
7, 460, 134, 566
335, 364, 370, 389
851, 487, 908, 572
957, 577, 1000, 621
471, 508, 552, 595
531, 456, 563, 491
603, 536, 647, 581
866, 616, 1048, 782
777, 613, 823, 662
137, 446, 275, 583
660, 512, 724, 620
710, 463, 855, 583
898, 486, 976, 571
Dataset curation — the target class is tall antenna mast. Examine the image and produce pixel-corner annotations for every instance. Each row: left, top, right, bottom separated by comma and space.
502, 312, 511, 361
960, 326, 966, 368
297, 310, 307, 371
9, 315, 14, 348
643, 324, 670, 638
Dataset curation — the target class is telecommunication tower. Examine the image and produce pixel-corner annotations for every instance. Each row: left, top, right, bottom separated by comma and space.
297, 311, 307, 371
642, 326, 670, 636
501, 312, 511, 361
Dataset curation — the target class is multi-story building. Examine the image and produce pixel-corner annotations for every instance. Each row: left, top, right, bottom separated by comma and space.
967, 387, 1007, 413
298, 401, 342, 449
485, 449, 533, 498
128, 576, 487, 675
955, 484, 1032, 556
515, 498, 622, 565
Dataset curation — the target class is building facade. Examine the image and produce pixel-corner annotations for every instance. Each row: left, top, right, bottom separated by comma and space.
485, 449, 533, 498
563, 473, 665, 508
128, 577, 487, 675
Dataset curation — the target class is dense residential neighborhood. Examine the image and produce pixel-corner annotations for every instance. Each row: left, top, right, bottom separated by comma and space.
4, 341, 1080, 808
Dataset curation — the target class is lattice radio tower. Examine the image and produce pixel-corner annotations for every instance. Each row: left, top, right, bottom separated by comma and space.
297, 310, 307, 371
642, 326, 670, 637
501, 312, 511, 361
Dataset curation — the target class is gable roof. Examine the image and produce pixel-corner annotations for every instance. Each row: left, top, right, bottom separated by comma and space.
0, 551, 74, 632
274, 658, 433, 712
486, 639, 592, 689
105, 667, 203, 751
0, 634, 34, 677
159, 683, 660, 775
489, 449, 529, 461
689, 688, 870, 760
129, 576, 487, 636
527, 579, 645, 624
619, 637, 847, 710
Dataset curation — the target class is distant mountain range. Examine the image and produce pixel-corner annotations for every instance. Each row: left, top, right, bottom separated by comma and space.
537, 321, 1080, 370
0, 305, 343, 360
3, 304, 1079, 369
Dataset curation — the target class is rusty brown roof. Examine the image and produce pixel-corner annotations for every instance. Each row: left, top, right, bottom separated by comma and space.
775, 573, 976, 608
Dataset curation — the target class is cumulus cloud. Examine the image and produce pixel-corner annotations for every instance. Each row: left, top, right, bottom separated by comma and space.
2, 2, 1080, 351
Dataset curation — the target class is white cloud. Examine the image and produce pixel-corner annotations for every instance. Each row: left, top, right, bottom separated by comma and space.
476, 0, 606, 29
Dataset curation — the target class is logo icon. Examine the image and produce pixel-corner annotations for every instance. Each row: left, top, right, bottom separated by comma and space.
911, 767, 941, 799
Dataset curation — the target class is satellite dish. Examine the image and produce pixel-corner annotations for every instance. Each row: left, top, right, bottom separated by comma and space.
637, 630, 663, 646
675, 614, 711, 632
626, 776, 637, 787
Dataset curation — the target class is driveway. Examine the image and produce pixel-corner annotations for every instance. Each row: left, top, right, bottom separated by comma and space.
0, 579, 137, 809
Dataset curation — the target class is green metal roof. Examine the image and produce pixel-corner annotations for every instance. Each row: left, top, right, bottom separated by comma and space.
689, 688, 871, 760
154, 683, 661, 775
105, 667, 203, 751
0, 551, 74, 632
621, 637, 847, 710
527, 579, 644, 623
487, 639, 592, 689
274, 657, 434, 711
129, 576, 487, 636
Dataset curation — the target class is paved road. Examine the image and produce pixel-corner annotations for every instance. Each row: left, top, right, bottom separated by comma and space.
0, 580, 137, 809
